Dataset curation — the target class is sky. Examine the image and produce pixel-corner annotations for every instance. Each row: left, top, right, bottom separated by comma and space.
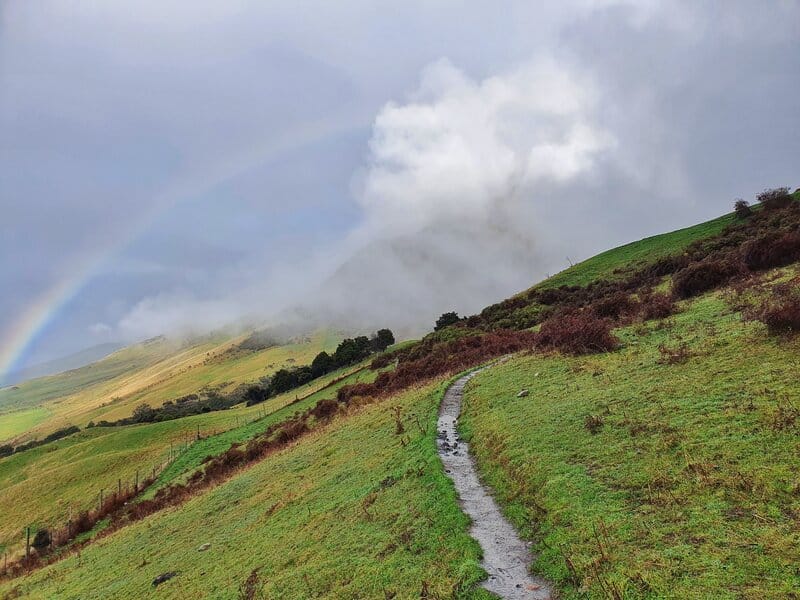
1, 0, 798, 379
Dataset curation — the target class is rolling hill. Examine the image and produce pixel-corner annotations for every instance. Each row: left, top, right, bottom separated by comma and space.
1, 188, 799, 599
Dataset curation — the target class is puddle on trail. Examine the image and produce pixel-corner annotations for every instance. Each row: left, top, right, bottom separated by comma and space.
437, 370, 552, 600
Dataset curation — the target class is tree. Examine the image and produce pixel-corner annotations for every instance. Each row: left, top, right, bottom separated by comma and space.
371, 329, 395, 352
132, 403, 155, 423
269, 369, 298, 394
32, 528, 52, 551
434, 312, 460, 331
311, 351, 334, 377
333, 337, 372, 366
734, 198, 752, 219
244, 385, 268, 406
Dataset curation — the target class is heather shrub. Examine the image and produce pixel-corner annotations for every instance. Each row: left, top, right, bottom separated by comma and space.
644, 254, 691, 277
672, 259, 741, 299
71, 511, 93, 537
742, 232, 800, 271
750, 290, 800, 335
536, 310, 619, 355
592, 292, 637, 319
758, 187, 793, 211
31, 529, 52, 552
309, 398, 339, 420
639, 292, 676, 320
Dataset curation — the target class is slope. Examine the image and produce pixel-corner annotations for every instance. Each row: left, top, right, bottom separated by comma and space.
0, 330, 339, 444
1, 379, 491, 599
0, 362, 376, 561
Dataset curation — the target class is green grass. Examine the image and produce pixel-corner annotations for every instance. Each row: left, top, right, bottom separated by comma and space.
143, 363, 381, 495
534, 212, 736, 290
0, 338, 174, 414
0, 407, 50, 443
460, 271, 800, 598
0, 362, 368, 559
1, 331, 340, 446
1, 379, 495, 599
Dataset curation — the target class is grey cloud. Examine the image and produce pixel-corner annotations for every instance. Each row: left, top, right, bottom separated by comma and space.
1, 0, 798, 370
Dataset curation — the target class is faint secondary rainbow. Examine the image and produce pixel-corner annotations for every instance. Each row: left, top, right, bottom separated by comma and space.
0, 113, 366, 386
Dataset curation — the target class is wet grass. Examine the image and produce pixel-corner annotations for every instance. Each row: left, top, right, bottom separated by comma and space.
461, 275, 800, 598
1, 379, 494, 600
535, 212, 736, 290
0, 362, 368, 560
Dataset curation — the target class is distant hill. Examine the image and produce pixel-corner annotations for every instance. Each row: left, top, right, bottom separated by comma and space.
3, 342, 124, 386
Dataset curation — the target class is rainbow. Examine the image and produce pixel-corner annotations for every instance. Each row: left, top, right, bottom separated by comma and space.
0, 114, 364, 385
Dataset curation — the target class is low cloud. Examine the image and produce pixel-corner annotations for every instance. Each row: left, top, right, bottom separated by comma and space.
8, 1, 796, 358
309, 57, 616, 332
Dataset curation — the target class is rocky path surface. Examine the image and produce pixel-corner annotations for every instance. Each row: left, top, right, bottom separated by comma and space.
438, 369, 553, 600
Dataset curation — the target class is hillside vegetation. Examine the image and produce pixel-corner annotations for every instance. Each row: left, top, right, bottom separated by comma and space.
1, 380, 491, 599
2, 188, 799, 599
462, 277, 800, 597
0, 331, 339, 444
0, 355, 372, 561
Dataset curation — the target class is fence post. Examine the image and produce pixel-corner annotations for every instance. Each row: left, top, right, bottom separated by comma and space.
196, 424, 200, 440
135, 469, 139, 492
25, 527, 30, 562
99, 489, 103, 511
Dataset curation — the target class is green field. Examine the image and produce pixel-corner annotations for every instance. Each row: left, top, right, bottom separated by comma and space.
461, 268, 800, 598
0, 337, 176, 415
0, 359, 368, 560
0, 407, 50, 441
0, 330, 340, 445
0, 379, 493, 599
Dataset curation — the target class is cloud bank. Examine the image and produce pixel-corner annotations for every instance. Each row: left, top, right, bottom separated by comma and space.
2, 0, 798, 366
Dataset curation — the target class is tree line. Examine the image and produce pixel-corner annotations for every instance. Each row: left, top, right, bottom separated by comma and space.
88, 329, 395, 426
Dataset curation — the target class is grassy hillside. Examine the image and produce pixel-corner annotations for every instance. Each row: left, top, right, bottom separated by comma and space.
534, 212, 737, 290
0, 379, 492, 600
461, 266, 800, 597
0, 331, 339, 444
0, 358, 370, 561
3, 193, 798, 598
0, 337, 175, 420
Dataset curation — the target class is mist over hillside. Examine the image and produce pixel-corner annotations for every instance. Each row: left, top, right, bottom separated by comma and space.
1, 0, 798, 374
2, 343, 123, 387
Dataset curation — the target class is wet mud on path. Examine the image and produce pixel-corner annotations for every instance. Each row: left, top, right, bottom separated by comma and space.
437, 369, 553, 600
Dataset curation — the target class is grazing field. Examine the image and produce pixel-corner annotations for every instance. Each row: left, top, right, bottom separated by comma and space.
461, 268, 800, 598
0, 379, 493, 600
0, 358, 370, 561
0, 407, 50, 441
0, 330, 339, 444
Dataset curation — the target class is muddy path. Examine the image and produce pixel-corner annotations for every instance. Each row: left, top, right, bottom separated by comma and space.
438, 368, 553, 600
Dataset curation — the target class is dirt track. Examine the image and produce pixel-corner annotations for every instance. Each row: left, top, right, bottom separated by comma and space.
437, 369, 553, 600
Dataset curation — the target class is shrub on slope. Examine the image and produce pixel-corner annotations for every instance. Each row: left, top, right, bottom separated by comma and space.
672, 259, 743, 299
742, 231, 800, 271
536, 310, 619, 355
